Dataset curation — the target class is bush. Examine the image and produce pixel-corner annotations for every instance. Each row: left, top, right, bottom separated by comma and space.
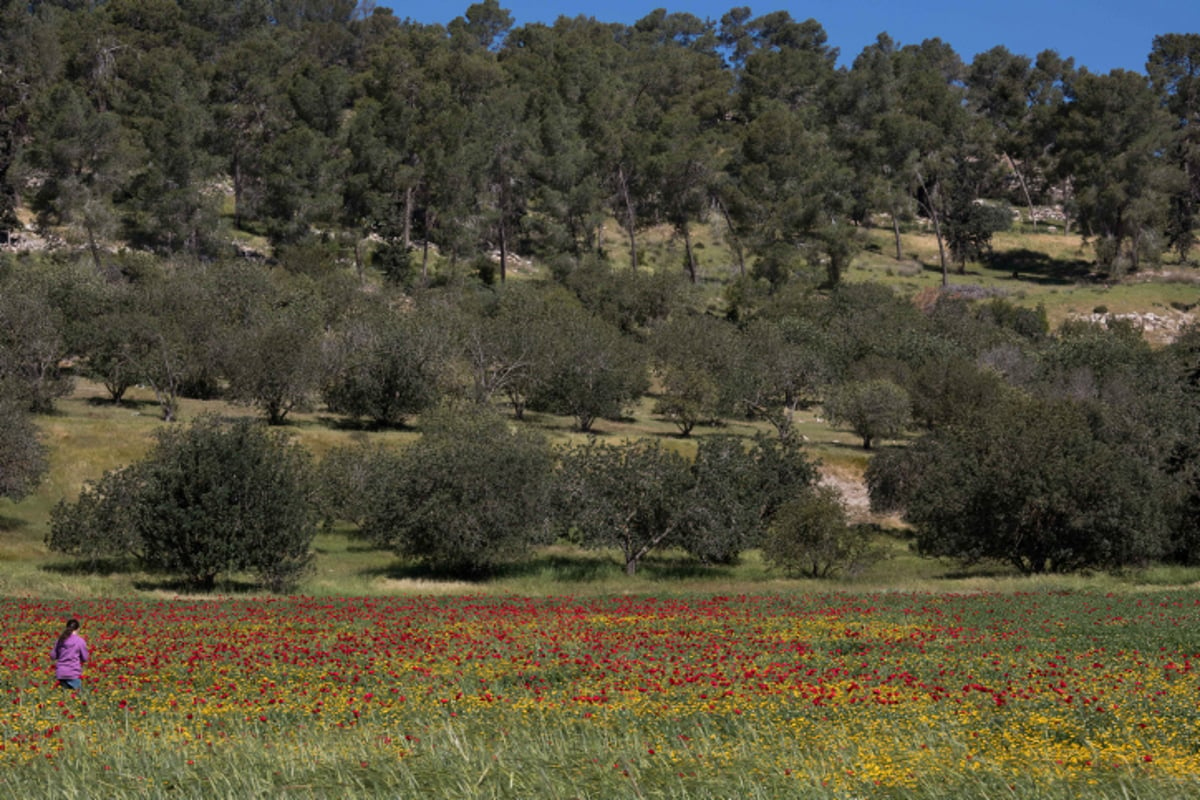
48, 415, 318, 591
866, 392, 1171, 574
762, 486, 878, 578
358, 407, 555, 576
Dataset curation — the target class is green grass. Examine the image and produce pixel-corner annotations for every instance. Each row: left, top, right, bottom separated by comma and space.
851, 225, 1200, 335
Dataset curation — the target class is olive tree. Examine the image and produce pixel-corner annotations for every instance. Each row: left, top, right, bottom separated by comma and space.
680, 433, 819, 565
357, 407, 556, 576
650, 313, 739, 436
867, 392, 1170, 574
48, 415, 317, 591
762, 486, 879, 578
553, 438, 694, 575
321, 299, 448, 427
554, 431, 820, 574
824, 379, 911, 449
527, 305, 648, 433
224, 303, 324, 425
0, 286, 72, 413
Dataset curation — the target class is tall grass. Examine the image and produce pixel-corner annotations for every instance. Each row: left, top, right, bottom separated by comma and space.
5, 592, 1200, 799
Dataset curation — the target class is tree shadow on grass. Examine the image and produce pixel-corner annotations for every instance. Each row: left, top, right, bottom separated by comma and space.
985, 248, 1095, 285
936, 562, 1023, 580
314, 415, 416, 433
43, 557, 262, 593
131, 576, 262, 594
489, 552, 617, 582
356, 549, 731, 584
0, 514, 29, 533
42, 557, 139, 577
357, 559, 483, 583
84, 396, 158, 411
640, 558, 735, 581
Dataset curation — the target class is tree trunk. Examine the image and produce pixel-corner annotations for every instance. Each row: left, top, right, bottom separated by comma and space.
498, 218, 508, 284
680, 221, 697, 284
917, 171, 949, 286
421, 217, 430, 284
617, 165, 638, 271
891, 211, 903, 260
232, 152, 244, 231
1004, 151, 1037, 230
86, 225, 103, 275
402, 185, 413, 249
715, 195, 746, 276
932, 213, 948, 286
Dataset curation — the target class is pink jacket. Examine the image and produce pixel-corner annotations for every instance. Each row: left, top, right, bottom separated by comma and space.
51, 633, 89, 680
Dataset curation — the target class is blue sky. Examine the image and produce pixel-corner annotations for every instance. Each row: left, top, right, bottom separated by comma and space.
380, 1, 1199, 74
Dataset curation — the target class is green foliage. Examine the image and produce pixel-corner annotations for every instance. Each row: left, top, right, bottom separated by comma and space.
0, 399, 47, 501
1058, 69, 1179, 274
223, 301, 323, 425
373, 242, 417, 286
763, 485, 879, 578
555, 432, 819, 573
718, 316, 828, 441
649, 313, 739, 435
680, 433, 820, 564
558, 257, 686, 334
554, 437, 693, 575
47, 415, 317, 591
868, 392, 1171, 574
907, 355, 1005, 430
526, 305, 648, 432
1148, 33, 1200, 261
944, 201, 1013, 266
321, 298, 448, 427
0, 276, 73, 413
46, 463, 144, 565
313, 444, 397, 530
823, 379, 911, 449
357, 407, 555, 576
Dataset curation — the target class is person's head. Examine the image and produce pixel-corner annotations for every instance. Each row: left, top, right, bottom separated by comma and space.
55, 618, 80, 655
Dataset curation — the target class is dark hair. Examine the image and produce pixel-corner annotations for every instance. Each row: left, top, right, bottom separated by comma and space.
54, 618, 80, 659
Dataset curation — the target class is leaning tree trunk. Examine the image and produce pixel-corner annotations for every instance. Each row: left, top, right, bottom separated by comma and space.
715, 196, 746, 276
1004, 151, 1038, 230
916, 170, 949, 286
617, 165, 638, 271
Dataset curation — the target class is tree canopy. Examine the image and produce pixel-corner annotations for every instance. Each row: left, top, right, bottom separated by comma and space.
0, 3, 1191, 277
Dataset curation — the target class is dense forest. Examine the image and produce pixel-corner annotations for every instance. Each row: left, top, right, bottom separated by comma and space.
2, 1, 1200, 586
0, 1, 1197, 276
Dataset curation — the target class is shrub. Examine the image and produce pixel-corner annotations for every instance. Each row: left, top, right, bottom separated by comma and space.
358, 407, 555, 576
762, 486, 878, 578
48, 415, 317, 591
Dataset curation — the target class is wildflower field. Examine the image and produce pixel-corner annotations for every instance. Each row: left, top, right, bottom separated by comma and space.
3, 591, 1200, 799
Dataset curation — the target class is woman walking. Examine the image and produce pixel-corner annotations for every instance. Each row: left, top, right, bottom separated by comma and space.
51, 618, 89, 690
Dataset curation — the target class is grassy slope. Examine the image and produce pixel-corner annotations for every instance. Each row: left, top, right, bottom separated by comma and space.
4, 222, 1200, 598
